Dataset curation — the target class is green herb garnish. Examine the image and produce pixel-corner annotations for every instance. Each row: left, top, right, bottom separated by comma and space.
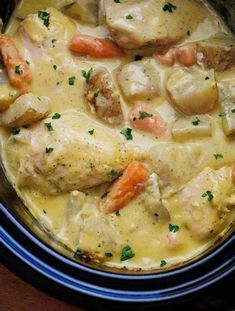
202, 190, 214, 201
107, 170, 119, 180
88, 129, 95, 135
101, 191, 109, 199
213, 153, 223, 160
120, 128, 133, 140
114, 0, 121, 2
74, 249, 83, 260
38, 10, 50, 28
15, 65, 23, 75
105, 252, 113, 257
192, 117, 200, 126
160, 260, 167, 267
45, 122, 54, 131
68, 76, 76, 85
12, 128, 21, 135
52, 113, 61, 120
120, 245, 135, 261
126, 14, 133, 19
45, 147, 54, 154
53, 65, 57, 71
25, 60, 30, 65
82, 68, 93, 82
169, 224, 180, 233
219, 111, 226, 117
94, 91, 100, 98
115, 211, 121, 217
163, 2, 177, 13
139, 111, 153, 119
205, 76, 209, 80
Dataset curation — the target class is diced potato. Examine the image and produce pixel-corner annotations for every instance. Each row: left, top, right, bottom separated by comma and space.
0, 84, 20, 112
0, 93, 51, 127
166, 66, 218, 115
117, 59, 162, 101
63, 0, 98, 25
197, 33, 235, 71
220, 100, 235, 136
172, 115, 212, 140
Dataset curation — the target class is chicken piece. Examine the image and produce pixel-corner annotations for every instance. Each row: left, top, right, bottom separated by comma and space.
129, 103, 168, 136
117, 59, 162, 101
0, 35, 32, 94
140, 173, 170, 221
166, 66, 218, 115
102, 0, 212, 49
165, 232, 182, 250
197, 33, 235, 71
69, 34, 125, 58
100, 161, 150, 214
149, 143, 208, 197
0, 82, 20, 112
0, 93, 51, 128
180, 166, 235, 240
20, 8, 77, 47
5, 111, 136, 194
63, 0, 99, 25
84, 67, 123, 125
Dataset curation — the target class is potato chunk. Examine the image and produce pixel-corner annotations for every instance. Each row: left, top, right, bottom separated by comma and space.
172, 115, 212, 140
0, 83, 19, 112
63, 0, 98, 25
166, 67, 218, 115
0, 93, 51, 127
197, 33, 235, 71
220, 100, 235, 136
117, 59, 162, 101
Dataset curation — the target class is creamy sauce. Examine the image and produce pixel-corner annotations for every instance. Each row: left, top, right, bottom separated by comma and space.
0, 0, 235, 271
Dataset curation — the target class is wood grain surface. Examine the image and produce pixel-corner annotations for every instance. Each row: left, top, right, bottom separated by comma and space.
0, 264, 84, 311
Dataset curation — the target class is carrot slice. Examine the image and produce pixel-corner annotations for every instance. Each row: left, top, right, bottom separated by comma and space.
100, 161, 150, 214
69, 34, 125, 58
129, 103, 168, 136
0, 35, 32, 94
231, 164, 235, 184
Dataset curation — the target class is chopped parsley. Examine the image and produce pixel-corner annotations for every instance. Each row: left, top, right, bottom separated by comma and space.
74, 249, 83, 260
219, 111, 226, 117
53, 65, 57, 71
120, 245, 135, 261
105, 252, 113, 257
12, 127, 21, 135
231, 108, 235, 113
162, 2, 177, 13
25, 60, 30, 65
43, 209, 47, 214
187, 30, 191, 36
134, 55, 143, 61
45, 122, 54, 131
202, 190, 214, 201
205, 76, 209, 80
114, 0, 121, 2
192, 117, 201, 126
52, 112, 61, 120
169, 224, 180, 233
139, 111, 153, 119
94, 91, 100, 98
115, 211, 121, 217
15, 65, 23, 75
82, 68, 93, 82
101, 191, 109, 199
120, 128, 133, 140
107, 170, 119, 180
213, 153, 223, 160
126, 14, 133, 20
52, 39, 57, 44
38, 10, 50, 28
160, 259, 167, 267
88, 129, 95, 135
45, 147, 54, 154
68, 76, 76, 85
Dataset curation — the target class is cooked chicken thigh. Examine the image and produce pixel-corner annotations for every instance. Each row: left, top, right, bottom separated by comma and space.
102, 0, 213, 49
5, 111, 136, 194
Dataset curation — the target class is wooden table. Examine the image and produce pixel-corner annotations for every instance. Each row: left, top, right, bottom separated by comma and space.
0, 265, 84, 311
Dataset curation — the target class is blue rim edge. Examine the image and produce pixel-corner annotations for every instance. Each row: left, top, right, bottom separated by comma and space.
1, 202, 235, 302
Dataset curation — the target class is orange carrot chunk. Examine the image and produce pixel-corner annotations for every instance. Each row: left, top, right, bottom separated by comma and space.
0, 35, 32, 94
100, 161, 150, 214
69, 34, 125, 58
